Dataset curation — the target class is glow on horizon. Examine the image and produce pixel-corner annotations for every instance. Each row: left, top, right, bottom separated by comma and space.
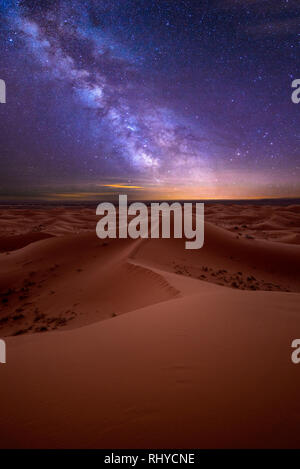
27, 186, 300, 201
101, 184, 144, 189
1, 174, 300, 201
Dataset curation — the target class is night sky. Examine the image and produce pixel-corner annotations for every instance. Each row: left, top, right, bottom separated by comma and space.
1, 0, 300, 200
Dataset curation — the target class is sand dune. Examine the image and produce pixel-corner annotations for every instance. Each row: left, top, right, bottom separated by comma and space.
1, 203, 300, 243
1, 287, 300, 448
205, 203, 300, 244
0, 232, 53, 252
0, 203, 300, 448
0, 234, 179, 336
131, 221, 300, 292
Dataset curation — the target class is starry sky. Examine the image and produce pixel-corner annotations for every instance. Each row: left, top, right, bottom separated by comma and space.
0, 0, 300, 201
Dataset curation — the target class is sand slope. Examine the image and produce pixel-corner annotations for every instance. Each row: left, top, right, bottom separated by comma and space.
1, 287, 300, 448
0, 234, 179, 335
131, 221, 300, 292
0, 204, 300, 448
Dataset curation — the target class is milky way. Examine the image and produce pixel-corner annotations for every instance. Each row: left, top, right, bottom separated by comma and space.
1, 0, 300, 199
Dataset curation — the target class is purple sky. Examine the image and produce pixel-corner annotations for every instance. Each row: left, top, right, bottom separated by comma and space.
1, 0, 300, 200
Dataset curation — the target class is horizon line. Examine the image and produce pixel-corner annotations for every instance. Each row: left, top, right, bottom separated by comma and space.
1, 195, 300, 204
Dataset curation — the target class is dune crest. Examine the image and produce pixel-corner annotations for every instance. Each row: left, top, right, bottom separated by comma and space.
0, 204, 300, 448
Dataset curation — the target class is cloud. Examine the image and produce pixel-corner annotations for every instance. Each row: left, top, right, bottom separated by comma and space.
101, 184, 144, 189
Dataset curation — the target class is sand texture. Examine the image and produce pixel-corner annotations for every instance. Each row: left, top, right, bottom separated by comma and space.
0, 203, 300, 448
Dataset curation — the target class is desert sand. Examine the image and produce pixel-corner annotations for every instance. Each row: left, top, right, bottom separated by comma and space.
0, 203, 300, 448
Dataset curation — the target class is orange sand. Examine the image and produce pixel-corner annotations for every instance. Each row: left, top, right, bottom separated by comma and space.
0, 203, 299, 448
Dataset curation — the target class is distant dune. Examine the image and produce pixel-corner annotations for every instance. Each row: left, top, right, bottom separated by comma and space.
0, 204, 300, 448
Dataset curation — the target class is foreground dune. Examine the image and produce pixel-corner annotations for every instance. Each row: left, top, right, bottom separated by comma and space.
0, 203, 300, 448
0, 235, 179, 335
1, 286, 300, 448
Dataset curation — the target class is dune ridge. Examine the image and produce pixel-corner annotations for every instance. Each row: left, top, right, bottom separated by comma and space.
0, 204, 300, 448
